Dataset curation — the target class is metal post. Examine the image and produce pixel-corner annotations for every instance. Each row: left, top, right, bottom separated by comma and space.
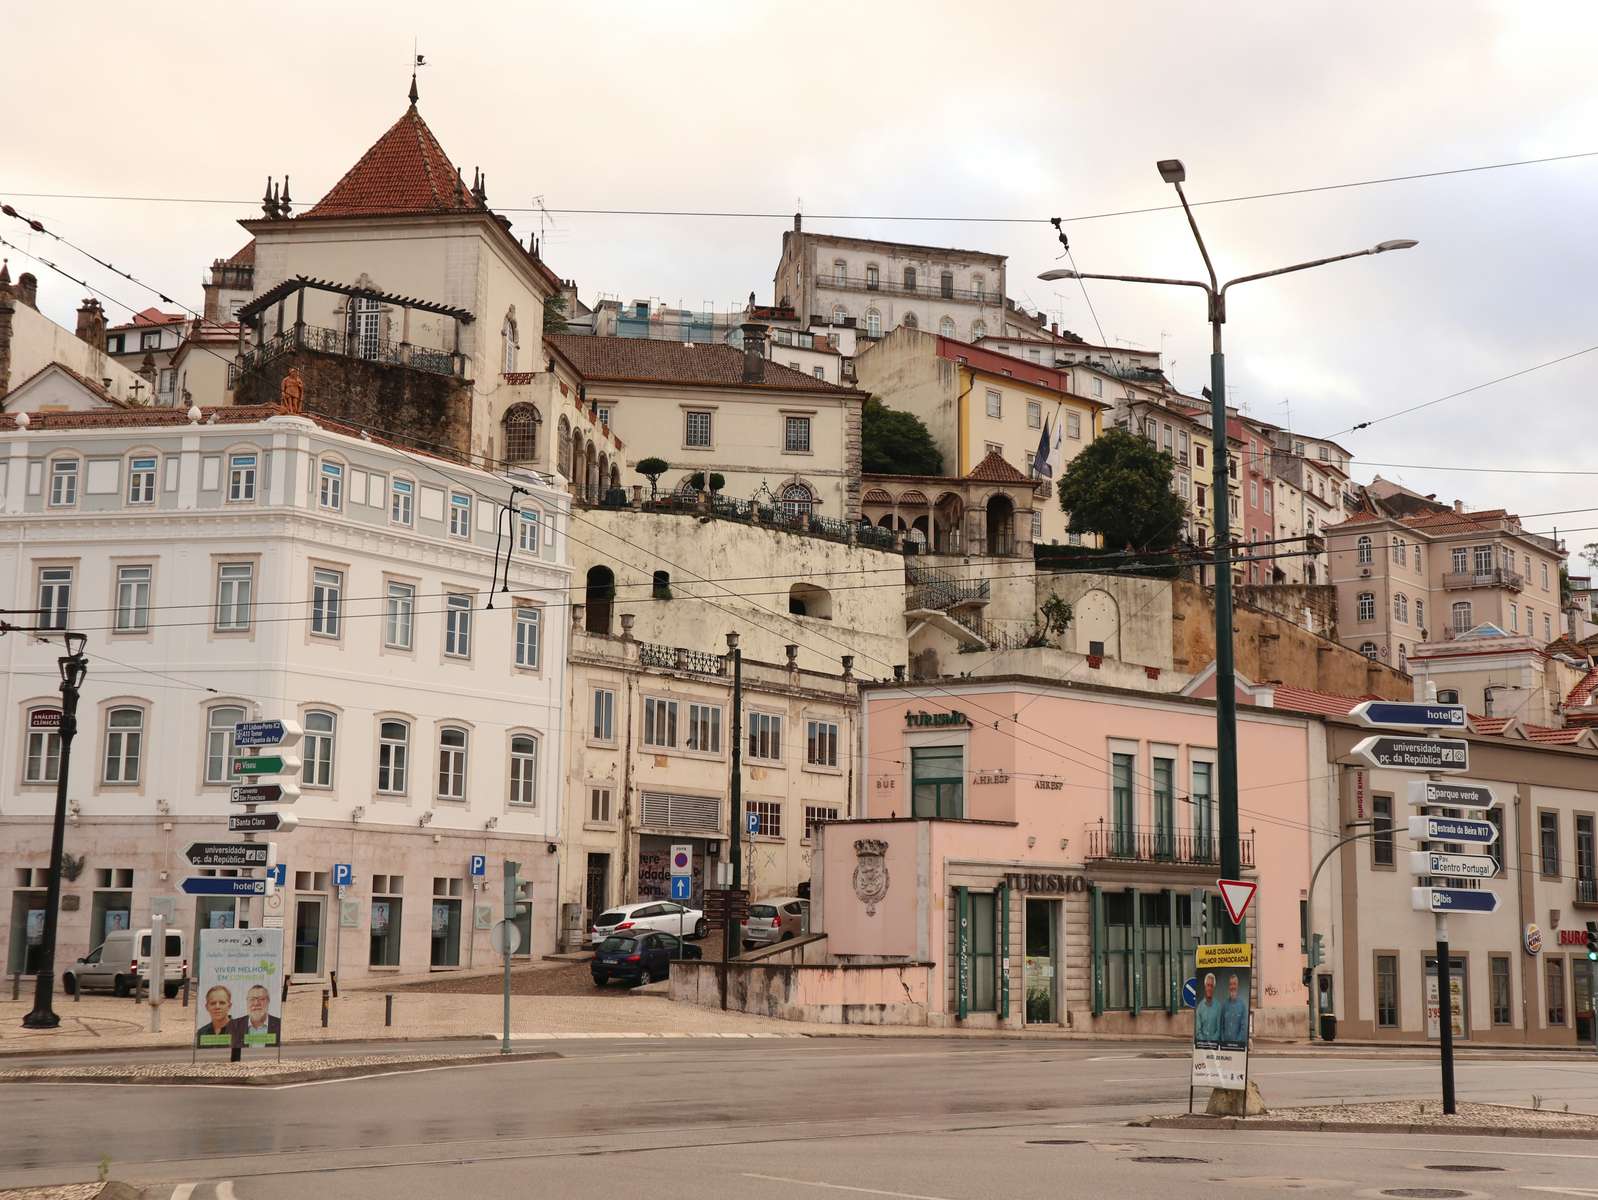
149, 913, 165, 1033
1304, 822, 1379, 1042
1207, 340, 1243, 943
385, 993, 393, 1027
321, 988, 329, 1028
1437, 915, 1456, 1114
502, 861, 517, 1055
23, 645, 85, 1030
727, 633, 744, 960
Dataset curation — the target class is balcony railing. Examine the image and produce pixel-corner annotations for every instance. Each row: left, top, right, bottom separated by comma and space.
1443, 568, 1524, 592
816, 272, 1001, 305
906, 562, 991, 612
228, 323, 467, 387
639, 642, 727, 676
1082, 821, 1256, 868
1576, 876, 1598, 908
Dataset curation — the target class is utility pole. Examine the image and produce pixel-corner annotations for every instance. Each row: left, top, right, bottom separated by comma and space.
727, 631, 743, 960
23, 631, 88, 1030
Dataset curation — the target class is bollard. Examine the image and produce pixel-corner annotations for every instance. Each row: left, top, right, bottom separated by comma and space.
73, 972, 80, 1002
385, 993, 393, 1027
281, 973, 291, 1003
181, 973, 189, 1009
10, 971, 18, 1001
330, 970, 339, 999
321, 989, 330, 1028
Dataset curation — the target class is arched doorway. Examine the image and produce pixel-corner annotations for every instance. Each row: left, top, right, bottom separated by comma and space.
985, 495, 1016, 556
585, 566, 615, 634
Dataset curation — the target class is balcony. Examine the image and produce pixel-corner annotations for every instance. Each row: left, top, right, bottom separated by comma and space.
816, 272, 1001, 305
1443, 569, 1523, 592
1576, 876, 1598, 909
1082, 821, 1256, 869
639, 642, 727, 676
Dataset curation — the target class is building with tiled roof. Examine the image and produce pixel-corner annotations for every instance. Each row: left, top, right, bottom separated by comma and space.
0, 270, 148, 407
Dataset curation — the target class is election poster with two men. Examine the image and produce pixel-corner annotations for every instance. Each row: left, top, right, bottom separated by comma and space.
1191, 942, 1251, 1090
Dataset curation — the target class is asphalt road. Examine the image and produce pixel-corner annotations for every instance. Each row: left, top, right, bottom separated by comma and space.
7, 1038, 1598, 1198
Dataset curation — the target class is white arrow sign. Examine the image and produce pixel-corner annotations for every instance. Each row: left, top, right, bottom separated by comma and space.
1407, 779, 1494, 809
1408, 850, 1497, 879
1408, 814, 1498, 844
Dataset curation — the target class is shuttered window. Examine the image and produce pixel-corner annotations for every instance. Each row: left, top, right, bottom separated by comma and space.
639, 792, 720, 833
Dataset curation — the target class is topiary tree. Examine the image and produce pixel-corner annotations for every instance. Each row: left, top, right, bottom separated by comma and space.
862, 398, 944, 475
1057, 428, 1185, 552
687, 471, 726, 494
636, 456, 669, 498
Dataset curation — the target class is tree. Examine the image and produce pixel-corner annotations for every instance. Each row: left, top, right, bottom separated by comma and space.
687, 471, 726, 494
636, 456, 669, 498
1056, 428, 1185, 552
861, 398, 944, 476
543, 293, 569, 333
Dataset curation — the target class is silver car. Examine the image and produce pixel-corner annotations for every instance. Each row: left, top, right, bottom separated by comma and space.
741, 897, 809, 947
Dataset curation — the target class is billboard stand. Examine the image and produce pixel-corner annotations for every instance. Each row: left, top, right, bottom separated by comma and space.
196, 928, 285, 1065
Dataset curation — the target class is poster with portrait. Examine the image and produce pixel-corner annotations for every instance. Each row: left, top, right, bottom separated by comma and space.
195, 928, 284, 1052
1191, 942, 1252, 1091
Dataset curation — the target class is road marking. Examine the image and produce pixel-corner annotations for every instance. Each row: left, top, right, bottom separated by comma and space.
216, 1184, 238, 1200
169, 1186, 196, 1200
743, 1173, 956, 1199
1521, 1189, 1598, 1196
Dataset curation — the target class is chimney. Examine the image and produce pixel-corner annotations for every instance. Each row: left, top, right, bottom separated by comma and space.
793, 212, 802, 233
17, 273, 37, 310
74, 298, 106, 346
1453, 499, 1464, 513
740, 322, 768, 384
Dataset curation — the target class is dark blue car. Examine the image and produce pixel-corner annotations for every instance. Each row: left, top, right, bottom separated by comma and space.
591, 931, 701, 987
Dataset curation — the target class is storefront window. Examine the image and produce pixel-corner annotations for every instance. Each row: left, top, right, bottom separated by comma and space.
970, 891, 997, 1012
369, 879, 404, 967
1547, 957, 1567, 1026
431, 878, 464, 968
1376, 954, 1399, 1027
1102, 891, 1134, 1011
911, 746, 964, 818
1141, 892, 1172, 1009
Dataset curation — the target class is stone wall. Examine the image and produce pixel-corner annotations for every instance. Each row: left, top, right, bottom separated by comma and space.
1235, 582, 1337, 639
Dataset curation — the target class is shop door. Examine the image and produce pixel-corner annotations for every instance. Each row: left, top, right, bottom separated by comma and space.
585, 853, 610, 927
1024, 898, 1059, 1024
293, 897, 325, 976
1424, 954, 1468, 1041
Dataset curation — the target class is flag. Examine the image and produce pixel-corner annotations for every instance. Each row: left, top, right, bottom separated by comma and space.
1046, 408, 1065, 478
1031, 419, 1051, 479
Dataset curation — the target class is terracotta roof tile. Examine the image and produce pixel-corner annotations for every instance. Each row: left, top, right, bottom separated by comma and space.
545, 335, 857, 394
225, 241, 255, 266
1, 405, 281, 431
1524, 725, 1587, 744
1265, 685, 1367, 717
1568, 665, 1598, 710
1468, 715, 1513, 734
303, 105, 485, 220
964, 450, 1030, 483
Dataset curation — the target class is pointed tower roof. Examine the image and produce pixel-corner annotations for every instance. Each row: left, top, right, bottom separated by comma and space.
301, 105, 486, 221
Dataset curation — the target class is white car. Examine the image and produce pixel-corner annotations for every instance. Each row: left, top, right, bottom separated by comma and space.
590, 901, 706, 946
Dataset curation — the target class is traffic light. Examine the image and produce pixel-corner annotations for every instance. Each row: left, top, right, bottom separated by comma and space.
1302, 967, 1312, 988
1586, 922, 1597, 963
1309, 933, 1324, 969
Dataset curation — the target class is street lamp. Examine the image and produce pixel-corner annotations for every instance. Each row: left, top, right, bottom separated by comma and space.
1042, 162, 1416, 942
23, 631, 89, 1029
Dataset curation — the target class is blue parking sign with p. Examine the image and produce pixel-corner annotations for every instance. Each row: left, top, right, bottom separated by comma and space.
470, 854, 486, 878
670, 876, 692, 901
333, 863, 353, 887
747, 811, 760, 835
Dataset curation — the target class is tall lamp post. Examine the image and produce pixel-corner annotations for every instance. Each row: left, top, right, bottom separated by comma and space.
23, 631, 88, 1029
1042, 159, 1416, 942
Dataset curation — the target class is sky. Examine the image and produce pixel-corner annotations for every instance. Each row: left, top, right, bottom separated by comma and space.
5, 1, 1596, 569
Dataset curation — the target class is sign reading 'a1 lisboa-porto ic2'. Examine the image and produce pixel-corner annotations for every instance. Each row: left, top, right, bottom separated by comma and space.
232, 719, 303, 748
1351, 700, 1467, 731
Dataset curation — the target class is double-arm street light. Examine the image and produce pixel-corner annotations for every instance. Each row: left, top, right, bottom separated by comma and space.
1042, 159, 1416, 942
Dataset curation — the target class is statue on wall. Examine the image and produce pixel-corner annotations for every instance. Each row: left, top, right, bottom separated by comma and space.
280, 366, 305, 413
853, 839, 890, 917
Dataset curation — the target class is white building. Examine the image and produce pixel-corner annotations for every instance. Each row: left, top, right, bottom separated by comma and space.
0, 406, 572, 981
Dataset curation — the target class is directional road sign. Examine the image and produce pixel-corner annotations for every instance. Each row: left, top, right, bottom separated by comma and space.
229, 811, 298, 833
1217, 878, 1257, 926
1409, 850, 1498, 879
1181, 977, 1199, 1008
229, 782, 299, 806
1351, 735, 1469, 773
1351, 700, 1467, 731
1412, 887, 1500, 914
233, 719, 303, 748
670, 844, 693, 878
266, 863, 286, 887
1408, 814, 1498, 844
333, 863, 353, 887
231, 754, 301, 776
469, 855, 486, 878
1407, 779, 1494, 810
670, 876, 693, 901
181, 877, 267, 896
185, 842, 270, 868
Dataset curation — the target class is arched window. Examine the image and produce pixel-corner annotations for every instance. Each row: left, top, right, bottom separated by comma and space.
350, 296, 381, 359
509, 735, 538, 806
1398, 644, 1408, 671
789, 582, 833, 620
865, 309, 882, 338
503, 404, 541, 463
652, 570, 672, 600
902, 312, 918, 330
1357, 592, 1375, 622
969, 319, 986, 339
1393, 536, 1406, 565
1393, 593, 1408, 622
502, 313, 519, 374
437, 726, 467, 800
1359, 642, 1379, 660
557, 416, 572, 477
585, 565, 615, 635
103, 706, 144, 784
779, 482, 816, 519
25, 704, 62, 783
303, 709, 335, 788
939, 316, 956, 339
205, 704, 246, 784
1451, 601, 1473, 632
1356, 535, 1372, 564
832, 305, 848, 325
377, 719, 409, 794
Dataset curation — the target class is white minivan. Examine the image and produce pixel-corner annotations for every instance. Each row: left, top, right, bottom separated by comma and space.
63, 927, 188, 998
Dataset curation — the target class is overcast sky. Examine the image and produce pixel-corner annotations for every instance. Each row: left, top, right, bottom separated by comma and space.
6, 1, 1596, 568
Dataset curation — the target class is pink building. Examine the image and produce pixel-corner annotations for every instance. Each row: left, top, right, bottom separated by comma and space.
809, 677, 1318, 1034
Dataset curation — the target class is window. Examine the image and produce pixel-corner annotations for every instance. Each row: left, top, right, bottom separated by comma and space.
311, 568, 342, 638
377, 720, 410, 793
779, 483, 816, 519
509, 735, 538, 806
318, 460, 343, 511
1195, 483, 1207, 509
748, 799, 782, 839
1263, 486, 1272, 515
1393, 593, 1408, 622
1472, 544, 1492, 575
1030, 511, 1042, 540
1372, 793, 1394, 866
1545, 614, 1553, 642
127, 456, 157, 504
445, 594, 472, 658
806, 719, 839, 768
1393, 536, 1406, 565
1451, 601, 1472, 633
1153, 756, 1175, 858
1540, 811, 1560, 877
832, 305, 848, 325
1359, 641, 1379, 659
1451, 546, 1468, 574
1543, 561, 1551, 591
983, 389, 1002, 419
518, 509, 541, 553
747, 711, 783, 763
103, 707, 144, 784
139, 330, 161, 351
1357, 535, 1372, 565
433, 727, 466, 800
1490, 955, 1512, 1025
903, 267, 916, 289
1192, 761, 1214, 860
939, 316, 956, 339
1357, 592, 1375, 622
37, 567, 72, 630
390, 478, 414, 526
504, 404, 539, 462
1026, 400, 1042, 429
501, 315, 518, 374
588, 786, 613, 824
1375, 954, 1399, 1027
369, 877, 404, 967
865, 264, 879, 289
205, 705, 244, 784
514, 607, 541, 669
911, 745, 963, 818
1249, 479, 1257, 507
227, 453, 256, 502
49, 458, 79, 506
805, 805, 838, 841
865, 309, 881, 338
643, 697, 679, 748
215, 563, 254, 631
24, 710, 61, 784
1510, 602, 1518, 632
1548, 957, 1567, 1025
684, 410, 712, 448
449, 492, 472, 539
1066, 411, 1082, 439
1526, 607, 1535, 636
969, 319, 986, 339
833, 260, 846, 286
784, 415, 812, 453
1415, 599, 1425, 630
1109, 752, 1134, 854
302, 710, 335, 788
385, 582, 415, 650
687, 703, 721, 754
939, 271, 954, 299
592, 688, 616, 742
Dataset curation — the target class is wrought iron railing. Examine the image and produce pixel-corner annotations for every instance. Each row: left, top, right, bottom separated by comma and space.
856, 522, 895, 550
228, 323, 465, 387
810, 514, 853, 543
1082, 821, 1255, 868
1443, 569, 1523, 592
817, 272, 1001, 304
639, 642, 727, 676
1577, 876, 1598, 906
906, 562, 990, 611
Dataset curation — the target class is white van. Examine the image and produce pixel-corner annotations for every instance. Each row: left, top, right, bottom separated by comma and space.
64, 927, 188, 998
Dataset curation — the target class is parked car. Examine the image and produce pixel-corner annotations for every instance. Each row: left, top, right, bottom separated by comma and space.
741, 897, 809, 947
590, 901, 706, 946
63, 927, 188, 998
591, 931, 701, 987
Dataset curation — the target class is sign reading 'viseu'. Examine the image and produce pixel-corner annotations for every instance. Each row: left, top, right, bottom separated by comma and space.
904, 710, 969, 728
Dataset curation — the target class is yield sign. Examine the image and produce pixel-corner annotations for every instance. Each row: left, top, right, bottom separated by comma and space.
1217, 878, 1256, 926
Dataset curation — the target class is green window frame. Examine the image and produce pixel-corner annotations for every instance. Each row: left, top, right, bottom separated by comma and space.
911, 745, 964, 819
1192, 762, 1214, 862
1111, 752, 1134, 856
1152, 756, 1175, 859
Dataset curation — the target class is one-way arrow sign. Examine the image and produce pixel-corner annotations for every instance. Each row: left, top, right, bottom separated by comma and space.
181, 877, 266, 896
228, 811, 298, 833
230, 783, 299, 806
1351, 735, 1469, 773
1408, 850, 1497, 879
1407, 779, 1494, 809
1412, 886, 1499, 914
185, 842, 271, 868
1408, 814, 1498, 844
1351, 700, 1467, 731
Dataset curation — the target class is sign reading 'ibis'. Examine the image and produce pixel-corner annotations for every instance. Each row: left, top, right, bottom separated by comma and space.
1407, 779, 1494, 810
1352, 700, 1467, 731
1412, 887, 1500, 914
1351, 735, 1469, 773
1408, 814, 1498, 844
